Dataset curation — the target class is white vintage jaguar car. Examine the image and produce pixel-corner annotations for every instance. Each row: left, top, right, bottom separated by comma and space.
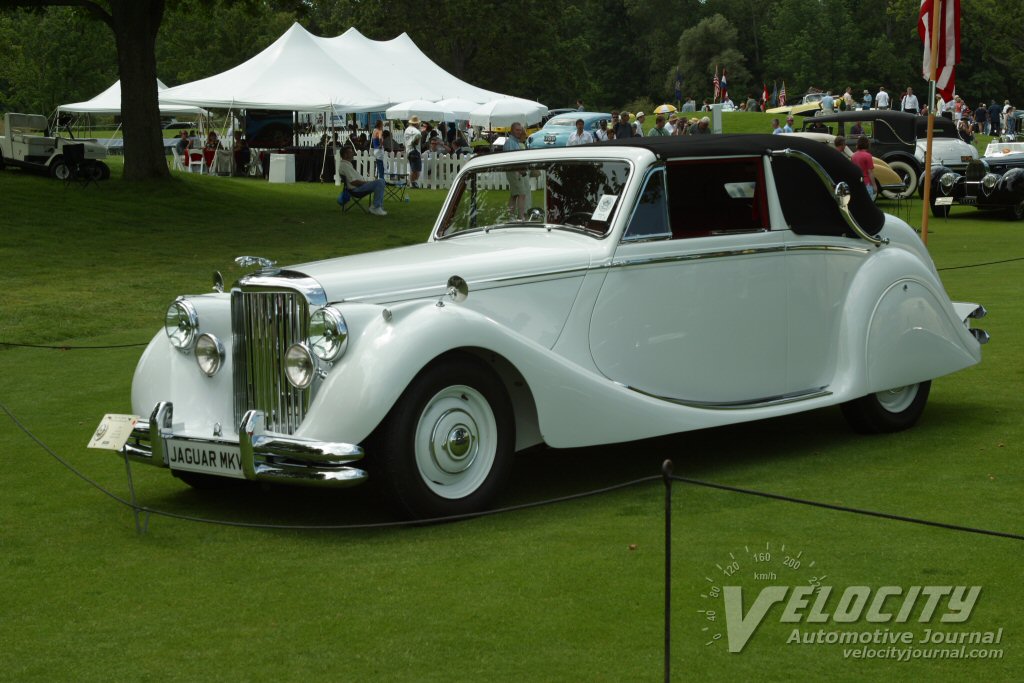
122, 135, 988, 518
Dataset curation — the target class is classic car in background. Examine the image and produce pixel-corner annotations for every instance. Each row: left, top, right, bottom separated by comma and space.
120, 136, 987, 518
784, 131, 906, 198
526, 112, 611, 148
928, 140, 1024, 218
799, 111, 978, 199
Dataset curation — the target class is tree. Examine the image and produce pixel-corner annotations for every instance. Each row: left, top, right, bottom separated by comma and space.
669, 14, 752, 103
0, 0, 170, 180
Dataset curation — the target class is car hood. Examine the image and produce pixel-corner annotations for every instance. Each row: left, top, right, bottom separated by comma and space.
916, 137, 977, 165
288, 230, 601, 304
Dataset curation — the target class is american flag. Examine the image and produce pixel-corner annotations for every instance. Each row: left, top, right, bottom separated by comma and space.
919, 0, 960, 101
779, 81, 787, 107
713, 66, 720, 102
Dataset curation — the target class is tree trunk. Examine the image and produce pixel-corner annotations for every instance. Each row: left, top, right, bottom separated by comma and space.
109, 0, 169, 180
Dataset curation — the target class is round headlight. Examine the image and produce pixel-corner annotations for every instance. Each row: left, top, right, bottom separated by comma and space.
982, 173, 998, 195
309, 307, 348, 362
939, 172, 956, 194
194, 333, 224, 377
165, 298, 199, 350
284, 343, 315, 389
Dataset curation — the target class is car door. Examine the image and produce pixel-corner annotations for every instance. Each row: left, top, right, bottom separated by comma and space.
589, 158, 790, 405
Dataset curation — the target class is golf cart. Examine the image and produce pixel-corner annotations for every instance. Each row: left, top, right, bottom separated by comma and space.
0, 112, 110, 180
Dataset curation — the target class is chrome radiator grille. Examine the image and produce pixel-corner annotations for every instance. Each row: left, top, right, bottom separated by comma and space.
232, 288, 310, 434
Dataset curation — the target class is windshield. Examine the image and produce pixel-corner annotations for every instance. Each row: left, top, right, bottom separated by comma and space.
544, 117, 579, 128
437, 160, 631, 238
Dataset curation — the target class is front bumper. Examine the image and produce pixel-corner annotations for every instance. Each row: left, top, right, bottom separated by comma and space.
123, 402, 367, 487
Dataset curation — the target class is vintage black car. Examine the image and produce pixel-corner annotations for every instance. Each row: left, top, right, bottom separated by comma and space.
928, 141, 1024, 219
799, 111, 977, 200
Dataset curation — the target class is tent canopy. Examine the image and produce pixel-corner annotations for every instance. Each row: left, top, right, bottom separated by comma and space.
59, 79, 206, 116
158, 23, 513, 113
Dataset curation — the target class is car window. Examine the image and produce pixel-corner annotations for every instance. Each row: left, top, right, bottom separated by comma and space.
623, 170, 670, 241
664, 157, 769, 237
437, 160, 630, 238
545, 117, 578, 128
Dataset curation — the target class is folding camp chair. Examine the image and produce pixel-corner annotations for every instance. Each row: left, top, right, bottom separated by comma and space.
337, 179, 369, 214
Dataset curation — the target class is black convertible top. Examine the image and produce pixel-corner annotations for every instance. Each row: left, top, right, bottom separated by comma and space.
601, 134, 885, 237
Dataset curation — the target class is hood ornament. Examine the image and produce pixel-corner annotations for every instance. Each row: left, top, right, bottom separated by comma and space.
235, 255, 278, 274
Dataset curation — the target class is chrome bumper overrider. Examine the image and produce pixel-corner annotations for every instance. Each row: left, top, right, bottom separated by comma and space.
122, 402, 367, 487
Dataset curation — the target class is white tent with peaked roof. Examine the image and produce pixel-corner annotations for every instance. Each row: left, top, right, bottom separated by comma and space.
59, 79, 205, 116
158, 23, 512, 113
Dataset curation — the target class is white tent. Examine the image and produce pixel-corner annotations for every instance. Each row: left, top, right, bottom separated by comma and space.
158, 23, 511, 113
59, 79, 205, 116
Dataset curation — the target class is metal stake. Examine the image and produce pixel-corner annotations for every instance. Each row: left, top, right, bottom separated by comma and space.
662, 459, 674, 683
122, 451, 149, 535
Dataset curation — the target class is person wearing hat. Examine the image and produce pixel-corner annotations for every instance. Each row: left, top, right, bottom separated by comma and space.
665, 114, 678, 135
632, 111, 646, 136
403, 116, 422, 187
862, 89, 873, 110
782, 116, 794, 133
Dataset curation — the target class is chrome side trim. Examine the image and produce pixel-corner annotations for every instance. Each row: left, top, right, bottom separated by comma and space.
770, 147, 888, 247
609, 245, 787, 269
627, 385, 833, 410
785, 244, 872, 255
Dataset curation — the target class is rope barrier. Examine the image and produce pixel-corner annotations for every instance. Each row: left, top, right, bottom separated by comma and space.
2, 399, 1020, 540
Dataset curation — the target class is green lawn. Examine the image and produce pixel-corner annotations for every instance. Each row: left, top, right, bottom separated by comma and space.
1, 156, 1021, 681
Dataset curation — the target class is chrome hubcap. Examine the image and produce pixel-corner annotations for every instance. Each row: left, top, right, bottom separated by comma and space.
877, 384, 918, 413
429, 408, 478, 474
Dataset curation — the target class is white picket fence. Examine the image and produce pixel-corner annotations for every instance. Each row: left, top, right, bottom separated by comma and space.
337, 150, 518, 191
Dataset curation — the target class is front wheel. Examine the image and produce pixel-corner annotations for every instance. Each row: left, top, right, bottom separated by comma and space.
880, 159, 918, 200
49, 157, 70, 180
840, 381, 931, 434
372, 355, 515, 519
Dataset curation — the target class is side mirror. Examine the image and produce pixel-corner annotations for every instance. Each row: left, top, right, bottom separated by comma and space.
446, 275, 469, 303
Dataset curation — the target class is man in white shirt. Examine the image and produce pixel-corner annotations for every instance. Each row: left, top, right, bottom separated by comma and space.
665, 115, 678, 135
901, 87, 920, 114
875, 86, 890, 110
567, 118, 594, 146
337, 146, 387, 216
403, 116, 422, 187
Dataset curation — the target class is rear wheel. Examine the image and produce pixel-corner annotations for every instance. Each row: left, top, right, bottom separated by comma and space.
372, 354, 515, 519
880, 159, 918, 200
840, 381, 931, 434
96, 161, 111, 180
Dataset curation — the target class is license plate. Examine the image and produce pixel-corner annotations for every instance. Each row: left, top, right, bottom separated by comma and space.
544, 134, 556, 143
166, 439, 245, 479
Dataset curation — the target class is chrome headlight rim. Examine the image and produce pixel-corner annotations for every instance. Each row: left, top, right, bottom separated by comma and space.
165, 297, 199, 351
982, 173, 998, 195
309, 306, 349, 362
939, 172, 957, 194
194, 332, 225, 377
284, 342, 316, 389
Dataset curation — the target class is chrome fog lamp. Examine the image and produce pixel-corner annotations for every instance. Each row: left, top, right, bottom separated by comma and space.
194, 333, 225, 377
165, 298, 199, 350
939, 172, 956, 194
284, 343, 316, 389
309, 307, 348, 362
982, 173, 998, 195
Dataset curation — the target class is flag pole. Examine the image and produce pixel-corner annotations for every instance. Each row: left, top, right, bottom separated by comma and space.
920, 0, 943, 246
